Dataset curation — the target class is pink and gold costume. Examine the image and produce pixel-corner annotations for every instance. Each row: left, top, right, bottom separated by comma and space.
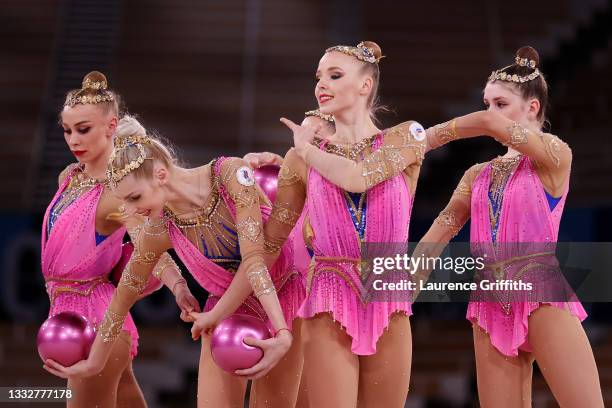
425, 112, 583, 356
42, 165, 139, 356
168, 157, 305, 329
265, 121, 426, 354
465, 155, 585, 356
95, 155, 302, 344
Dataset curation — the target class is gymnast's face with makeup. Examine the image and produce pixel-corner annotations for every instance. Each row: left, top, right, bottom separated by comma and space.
315, 51, 375, 117
483, 81, 541, 126
112, 162, 170, 219
61, 103, 116, 164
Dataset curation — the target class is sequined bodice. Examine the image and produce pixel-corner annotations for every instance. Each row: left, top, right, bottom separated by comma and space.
47, 166, 104, 236
164, 165, 241, 273
487, 155, 522, 242
311, 136, 379, 242
312, 134, 379, 161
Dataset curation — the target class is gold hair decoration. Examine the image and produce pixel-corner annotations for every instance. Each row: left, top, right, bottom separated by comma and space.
64, 93, 115, 106
82, 77, 109, 90
489, 69, 541, 83
114, 133, 151, 150
515, 56, 537, 69
488, 53, 540, 84
304, 109, 335, 123
326, 42, 382, 64
107, 134, 153, 187
64, 77, 115, 107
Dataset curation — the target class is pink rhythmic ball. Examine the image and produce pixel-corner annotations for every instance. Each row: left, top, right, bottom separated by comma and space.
37, 312, 96, 367
210, 314, 271, 374
254, 165, 280, 202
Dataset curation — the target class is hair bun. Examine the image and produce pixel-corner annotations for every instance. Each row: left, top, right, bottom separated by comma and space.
82, 70, 109, 90
115, 115, 146, 140
515, 46, 540, 68
361, 41, 383, 60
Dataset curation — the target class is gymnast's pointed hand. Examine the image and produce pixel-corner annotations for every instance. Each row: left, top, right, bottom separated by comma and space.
189, 311, 217, 340
175, 285, 201, 322
234, 328, 292, 380
280, 117, 321, 158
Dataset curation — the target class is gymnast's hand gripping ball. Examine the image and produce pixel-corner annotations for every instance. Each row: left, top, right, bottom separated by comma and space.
210, 314, 271, 374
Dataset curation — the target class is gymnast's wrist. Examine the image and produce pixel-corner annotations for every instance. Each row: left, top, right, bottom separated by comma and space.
273, 327, 292, 339
170, 277, 188, 296
273, 327, 293, 347
297, 142, 314, 162
207, 305, 228, 324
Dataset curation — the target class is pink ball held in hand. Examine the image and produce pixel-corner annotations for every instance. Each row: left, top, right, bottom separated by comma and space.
254, 165, 280, 202
210, 314, 271, 374
37, 312, 96, 367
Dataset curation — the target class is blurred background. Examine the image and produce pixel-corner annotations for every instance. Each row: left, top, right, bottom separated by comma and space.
1, 0, 612, 406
